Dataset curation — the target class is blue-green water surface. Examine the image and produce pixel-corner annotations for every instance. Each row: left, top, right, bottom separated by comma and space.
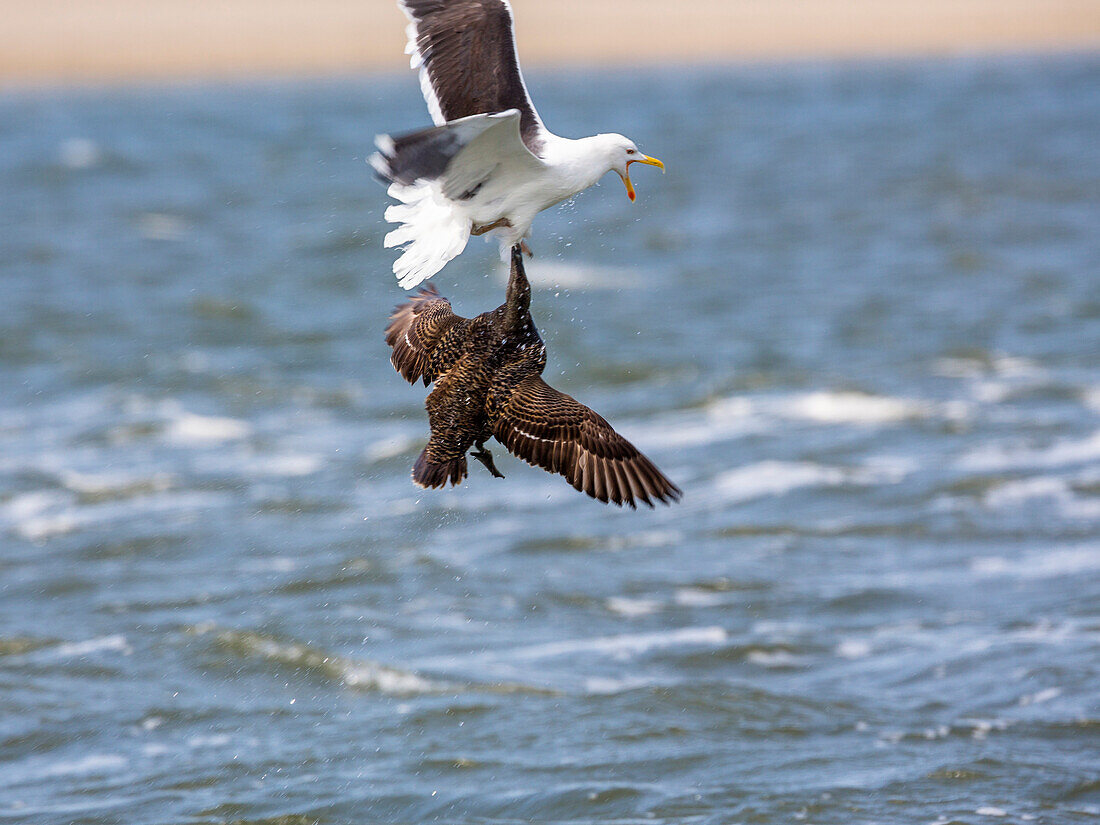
1, 55, 1098, 824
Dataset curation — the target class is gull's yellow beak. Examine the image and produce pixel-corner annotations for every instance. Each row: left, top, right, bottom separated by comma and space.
621, 154, 665, 202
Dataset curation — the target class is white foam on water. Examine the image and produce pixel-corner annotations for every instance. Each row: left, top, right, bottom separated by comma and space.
985, 476, 1067, 507
248, 453, 324, 477
674, 588, 727, 608
627, 399, 764, 451
971, 380, 1014, 404
961, 718, 1013, 742
165, 411, 251, 445
1019, 687, 1062, 706
721, 390, 950, 427
1, 491, 79, 541
746, 649, 808, 668
506, 626, 728, 662
1008, 618, 1098, 645
976, 807, 1008, 817
983, 475, 1100, 520
13, 513, 79, 542
52, 635, 132, 659
583, 675, 654, 695
40, 753, 127, 778
340, 661, 439, 694
631, 418, 752, 451
959, 429, 1100, 472
752, 619, 810, 637
204, 627, 439, 695
632, 388, 956, 453
2, 491, 70, 523
776, 391, 929, 424
59, 470, 176, 498
859, 454, 921, 483
971, 546, 1100, 580
836, 639, 873, 659
9, 490, 226, 542
140, 716, 164, 731
704, 396, 759, 422
715, 461, 848, 504
605, 596, 663, 618
322, 653, 435, 694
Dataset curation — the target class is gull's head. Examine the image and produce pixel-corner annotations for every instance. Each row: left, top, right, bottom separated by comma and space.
598, 134, 664, 202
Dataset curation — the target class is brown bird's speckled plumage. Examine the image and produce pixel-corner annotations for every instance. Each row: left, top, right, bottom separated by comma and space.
384, 246, 681, 508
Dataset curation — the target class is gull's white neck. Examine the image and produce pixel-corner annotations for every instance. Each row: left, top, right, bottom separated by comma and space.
540, 134, 618, 192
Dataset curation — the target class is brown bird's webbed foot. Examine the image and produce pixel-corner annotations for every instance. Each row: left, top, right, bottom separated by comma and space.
471, 443, 505, 479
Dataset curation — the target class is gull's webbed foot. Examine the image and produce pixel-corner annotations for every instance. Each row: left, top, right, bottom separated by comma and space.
519, 239, 533, 257
471, 444, 505, 479
472, 218, 512, 237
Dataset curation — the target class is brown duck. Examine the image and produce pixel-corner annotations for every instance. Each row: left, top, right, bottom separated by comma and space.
384, 246, 681, 508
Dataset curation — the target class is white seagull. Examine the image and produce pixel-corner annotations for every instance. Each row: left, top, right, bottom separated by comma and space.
370, 0, 665, 289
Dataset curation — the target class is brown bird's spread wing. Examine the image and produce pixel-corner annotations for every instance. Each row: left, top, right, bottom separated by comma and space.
494, 376, 681, 508
399, 0, 546, 153
384, 285, 465, 385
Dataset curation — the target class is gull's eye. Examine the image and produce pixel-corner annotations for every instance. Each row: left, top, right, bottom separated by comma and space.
626, 148, 636, 155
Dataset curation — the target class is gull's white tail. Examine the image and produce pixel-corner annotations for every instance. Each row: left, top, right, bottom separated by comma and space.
383, 181, 470, 289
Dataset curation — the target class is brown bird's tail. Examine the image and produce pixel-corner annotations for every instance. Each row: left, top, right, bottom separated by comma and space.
412, 448, 467, 489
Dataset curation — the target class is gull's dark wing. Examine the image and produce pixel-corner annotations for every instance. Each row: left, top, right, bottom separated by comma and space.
398, 0, 546, 153
494, 376, 682, 508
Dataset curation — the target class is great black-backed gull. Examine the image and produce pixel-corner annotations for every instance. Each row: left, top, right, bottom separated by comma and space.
370, 0, 665, 289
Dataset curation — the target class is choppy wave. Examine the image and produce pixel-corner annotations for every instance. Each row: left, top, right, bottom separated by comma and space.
2, 488, 227, 542
970, 546, 1100, 580
189, 626, 557, 696
501, 627, 728, 662
959, 429, 1100, 472
192, 625, 444, 694
632, 389, 964, 452
164, 411, 252, 445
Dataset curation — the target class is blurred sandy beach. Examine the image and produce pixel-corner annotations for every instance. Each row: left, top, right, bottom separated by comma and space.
3, 0, 1099, 86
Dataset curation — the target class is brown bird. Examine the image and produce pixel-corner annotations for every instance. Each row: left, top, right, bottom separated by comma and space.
384, 246, 681, 508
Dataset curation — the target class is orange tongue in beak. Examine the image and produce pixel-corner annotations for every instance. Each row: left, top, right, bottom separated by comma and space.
622, 154, 665, 202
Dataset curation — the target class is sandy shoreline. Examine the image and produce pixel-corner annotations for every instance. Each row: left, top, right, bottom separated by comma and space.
2, 0, 1099, 87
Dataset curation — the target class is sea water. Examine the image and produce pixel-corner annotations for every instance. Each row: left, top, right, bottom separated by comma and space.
0, 55, 1098, 824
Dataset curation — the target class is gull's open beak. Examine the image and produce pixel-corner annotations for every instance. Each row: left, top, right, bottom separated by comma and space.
621, 154, 665, 202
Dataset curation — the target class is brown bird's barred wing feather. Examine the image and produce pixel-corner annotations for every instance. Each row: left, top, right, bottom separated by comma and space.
384, 285, 464, 385
494, 376, 681, 509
